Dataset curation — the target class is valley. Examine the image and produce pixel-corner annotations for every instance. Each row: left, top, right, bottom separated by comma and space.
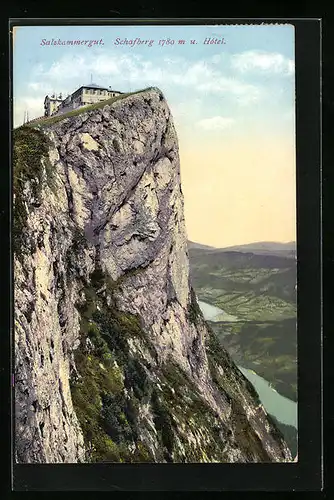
188, 245, 297, 403
189, 242, 298, 458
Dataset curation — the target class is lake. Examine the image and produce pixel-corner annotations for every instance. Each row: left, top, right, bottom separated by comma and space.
237, 366, 297, 428
198, 300, 297, 429
198, 300, 238, 322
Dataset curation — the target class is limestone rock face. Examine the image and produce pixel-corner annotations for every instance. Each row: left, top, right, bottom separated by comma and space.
14, 88, 292, 463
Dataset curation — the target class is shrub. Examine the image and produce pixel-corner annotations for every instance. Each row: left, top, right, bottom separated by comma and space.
70, 266, 153, 462
12, 127, 54, 256
151, 388, 175, 459
187, 287, 202, 325
124, 358, 152, 400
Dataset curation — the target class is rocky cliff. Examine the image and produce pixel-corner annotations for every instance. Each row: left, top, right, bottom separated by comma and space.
13, 87, 292, 463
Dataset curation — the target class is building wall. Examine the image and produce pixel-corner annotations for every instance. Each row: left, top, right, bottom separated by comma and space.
50, 101, 60, 115
80, 88, 121, 105
45, 87, 121, 116
44, 98, 62, 117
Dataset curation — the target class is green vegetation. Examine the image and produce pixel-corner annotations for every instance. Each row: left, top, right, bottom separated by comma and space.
230, 397, 271, 462
189, 249, 296, 305
188, 247, 297, 402
268, 414, 297, 459
26, 87, 158, 129
70, 267, 156, 462
71, 265, 257, 463
151, 388, 175, 460
187, 286, 202, 325
13, 89, 288, 462
205, 327, 284, 461
206, 325, 261, 407
216, 319, 297, 401
12, 126, 54, 256
70, 344, 127, 462
157, 359, 232, 462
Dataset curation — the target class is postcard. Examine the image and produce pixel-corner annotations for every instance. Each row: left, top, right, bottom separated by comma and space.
12, 22, 298, 471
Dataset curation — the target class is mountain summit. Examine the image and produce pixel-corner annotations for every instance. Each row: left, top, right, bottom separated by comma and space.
14, 88, 291, 463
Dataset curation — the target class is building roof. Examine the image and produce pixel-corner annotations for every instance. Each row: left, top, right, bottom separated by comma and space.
79, 83, 122, 92
83, 82, 109, 90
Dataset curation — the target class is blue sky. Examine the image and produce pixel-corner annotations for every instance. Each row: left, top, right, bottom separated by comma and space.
13, 24, 295, 132
12, 24, 296, 246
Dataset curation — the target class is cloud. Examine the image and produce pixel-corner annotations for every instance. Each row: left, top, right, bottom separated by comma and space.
28, 81, 53, 93
196, 116, 235, 131
13, 96, 44, 127
210, 54, 223, 64
14, 51, 266, 125
197, 77, 262, 105
231, 50, 295, 76
27, 52, 262, 100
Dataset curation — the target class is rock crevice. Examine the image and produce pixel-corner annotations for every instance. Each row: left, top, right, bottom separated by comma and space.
14, 88, 292, 463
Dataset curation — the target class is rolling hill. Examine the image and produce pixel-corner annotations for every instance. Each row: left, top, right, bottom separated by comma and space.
188, 243, 297, 402
187, 240, 296, 259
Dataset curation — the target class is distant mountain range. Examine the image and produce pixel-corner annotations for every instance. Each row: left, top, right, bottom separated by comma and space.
188, 240, 297, 402
188, 238, 298, 457
187, 240, 296, 258
187, 241, 215, 250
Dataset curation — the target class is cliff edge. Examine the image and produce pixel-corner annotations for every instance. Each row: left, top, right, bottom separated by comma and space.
13, 87, 292, 463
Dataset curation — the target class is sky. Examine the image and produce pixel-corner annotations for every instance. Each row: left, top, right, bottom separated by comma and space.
12, 24, 296, 247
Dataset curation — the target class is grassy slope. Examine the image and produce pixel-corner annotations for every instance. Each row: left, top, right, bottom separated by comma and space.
21, 87, 157, 129
188, 248, 297, 402
12, 127, 55, 257
69, 263, 274, 463
14, 96, 289, 462
268, 414, 297, 458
